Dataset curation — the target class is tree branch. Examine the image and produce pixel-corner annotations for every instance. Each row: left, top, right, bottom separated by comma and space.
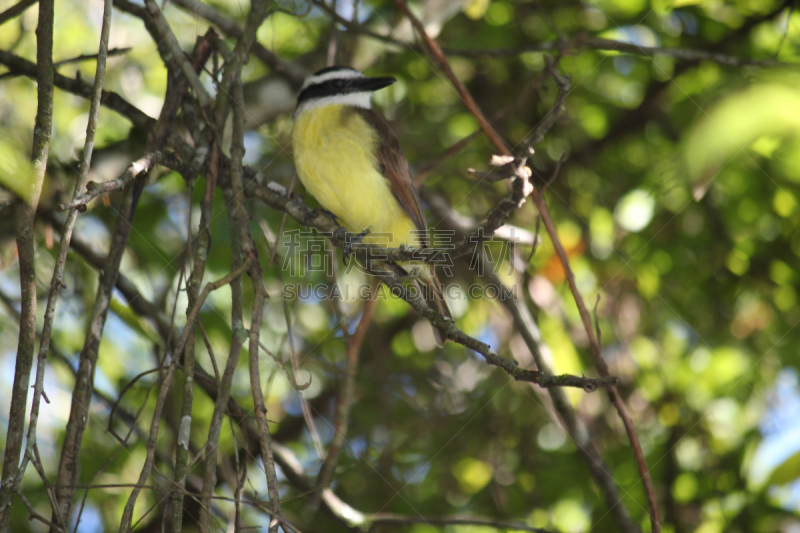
115, 0, 211, 106
373, 262, 617, 391
227, 67, 284, 533
43, 206, 571, 532
393, 0, 508, 155
0, 0, 54, 527
0, 48, 155, 128
172, 145, 216, 533
447, 34, 799, 68
313, 0, 796, 69
58, 151, 163, 210
118, 262, 252, 532
0, 0, 114, 527
200, 3, 285, 530
52, 47, 131, 67
306, 280, 379, 517
0, 0, 37, 26
533, 192, 661, 532
242, 177, 613, 391
391, 4, 658, 531
170, 0, 306, 88
50, 182, 141, 529
369, 513, 558, 533
49, 7, 185, 516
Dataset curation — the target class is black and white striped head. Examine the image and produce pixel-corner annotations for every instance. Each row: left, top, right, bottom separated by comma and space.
295, 66, 396, 116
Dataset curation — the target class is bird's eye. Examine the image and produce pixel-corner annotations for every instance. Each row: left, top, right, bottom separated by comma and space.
331, 79, 345, 90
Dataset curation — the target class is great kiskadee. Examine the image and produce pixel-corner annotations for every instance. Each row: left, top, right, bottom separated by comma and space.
291, 66, 451, 346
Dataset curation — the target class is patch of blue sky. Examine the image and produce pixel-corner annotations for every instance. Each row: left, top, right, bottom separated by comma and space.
751, 368, 800, 512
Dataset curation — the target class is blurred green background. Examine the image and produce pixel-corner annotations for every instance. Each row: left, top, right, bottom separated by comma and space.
2, 0, 800, 532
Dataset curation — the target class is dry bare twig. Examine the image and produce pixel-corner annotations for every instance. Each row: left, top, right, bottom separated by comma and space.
59, 151, 164, 211
165, 29, 220, 533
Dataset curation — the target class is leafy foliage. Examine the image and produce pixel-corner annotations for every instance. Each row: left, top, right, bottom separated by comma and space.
1, 0, 800, 532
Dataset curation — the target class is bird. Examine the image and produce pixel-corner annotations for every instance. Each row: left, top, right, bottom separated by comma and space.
291, 65, 452, 346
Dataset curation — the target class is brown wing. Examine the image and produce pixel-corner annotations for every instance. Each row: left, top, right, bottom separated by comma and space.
354, 108, 429, 247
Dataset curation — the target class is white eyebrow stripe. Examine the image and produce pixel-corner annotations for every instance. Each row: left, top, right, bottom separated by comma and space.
301, 69, 363, 90
294, 92, 373, 117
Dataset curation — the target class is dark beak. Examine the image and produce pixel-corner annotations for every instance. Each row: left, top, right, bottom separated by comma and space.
352, 76, 396, 92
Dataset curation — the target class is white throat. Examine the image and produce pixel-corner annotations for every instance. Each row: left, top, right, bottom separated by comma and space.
294, 92, 373, 117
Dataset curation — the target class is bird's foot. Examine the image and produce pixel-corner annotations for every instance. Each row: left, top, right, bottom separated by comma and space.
337, 227, 371, 263
303, 208, 339, 230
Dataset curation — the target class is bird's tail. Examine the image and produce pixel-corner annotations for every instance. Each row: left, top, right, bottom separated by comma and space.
419, 265, 452, 347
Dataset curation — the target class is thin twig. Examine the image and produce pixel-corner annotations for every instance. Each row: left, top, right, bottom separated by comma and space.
107, 367, 165, 444
170, 0, 306, 87
533, 190, 661, 532
456, 34, 799, 68
208, 5, 284, 529
414, 75, 543, 186
0, 48, 154, 128
369, 513, 557, 533
199, 320, 221, 383
51, 47, 131, 68
197, 184, 247, 532
16, 489, 65, 532
51, 179, 145, 527
306, 280, 379, 516
311, 0, 796, 69
0, 0, 54, 527
524, 57, 571, 149
394, 0, 508, 154
227, 60, 284, 531
72, 444, 129, 533
283, 298, 326, 459
118, 262, 253, 533
0, 0, 37, 26
58, 151, 164, 211
374, 261, 616, 390
173, 85, 217, 532
231, 416, 246, 532
257, 339, 311, 391
391, 6, 658, 532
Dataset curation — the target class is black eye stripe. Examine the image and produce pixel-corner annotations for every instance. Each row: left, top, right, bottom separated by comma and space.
296, 78, 359, 105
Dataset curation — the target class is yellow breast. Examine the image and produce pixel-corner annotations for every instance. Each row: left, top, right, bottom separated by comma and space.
292, 105, 418, 248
